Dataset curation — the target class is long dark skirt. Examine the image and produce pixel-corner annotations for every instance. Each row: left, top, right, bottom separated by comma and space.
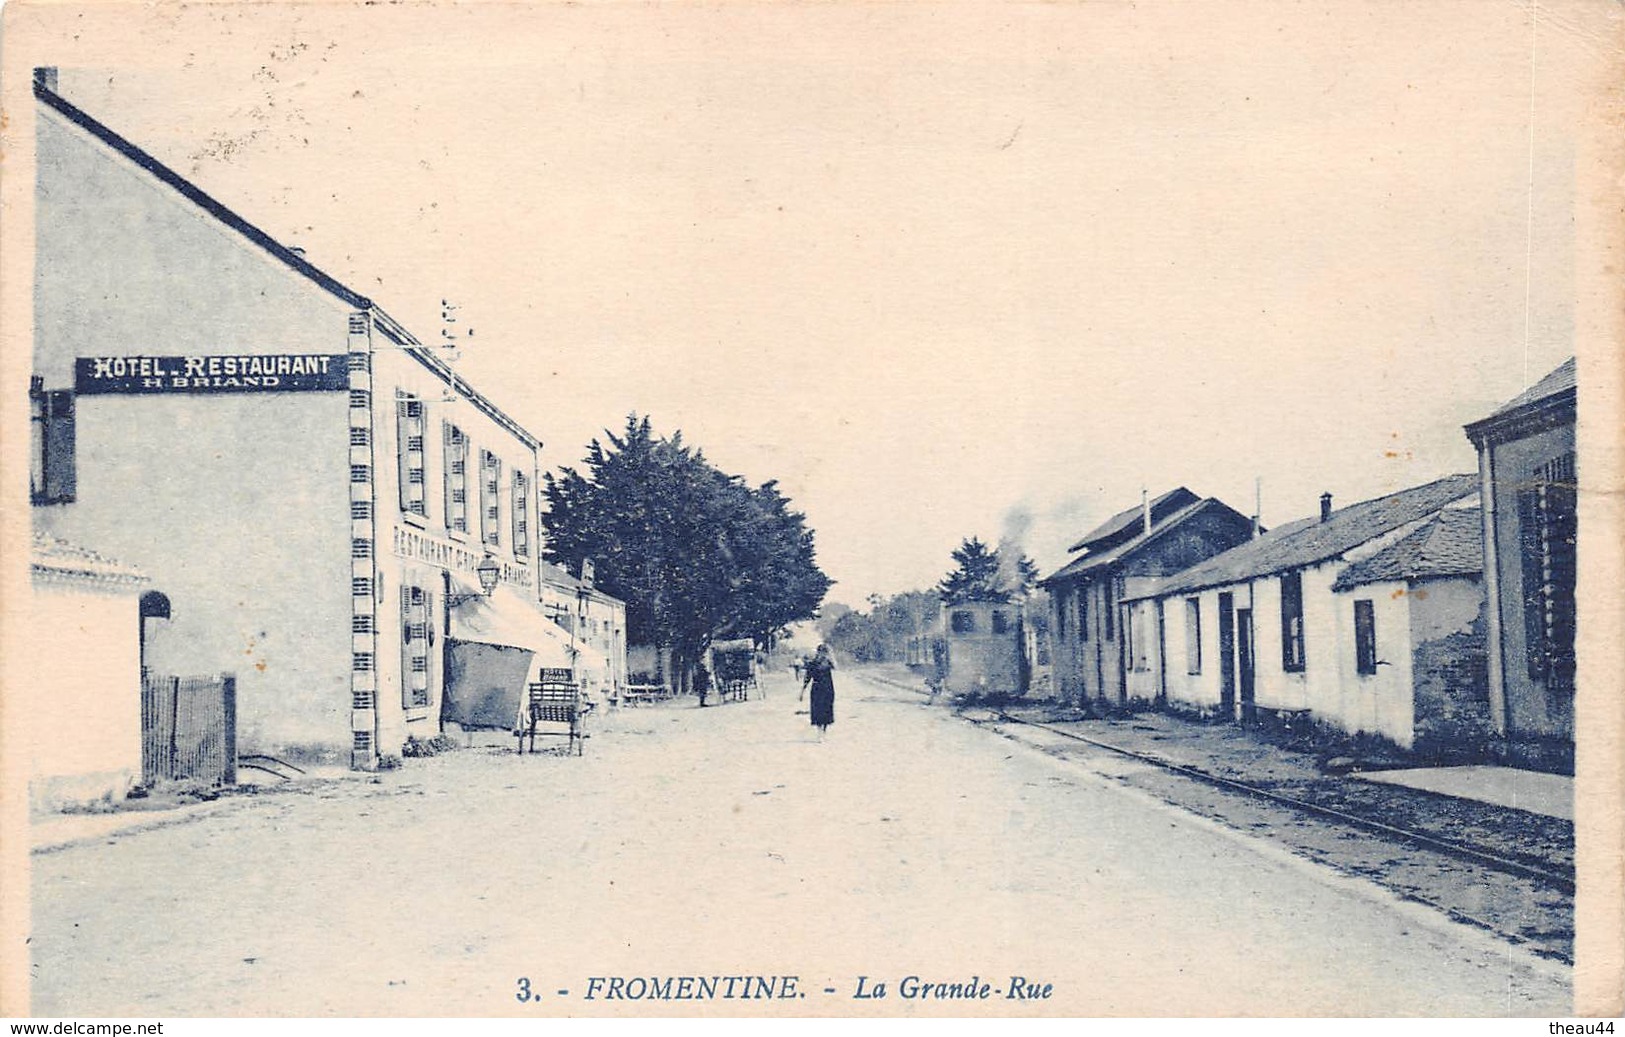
809, 680, 835, 729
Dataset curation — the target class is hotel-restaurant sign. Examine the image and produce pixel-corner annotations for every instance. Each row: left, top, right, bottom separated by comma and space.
75, 354, 348, 393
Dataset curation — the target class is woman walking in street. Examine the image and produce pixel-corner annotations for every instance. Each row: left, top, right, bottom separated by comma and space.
800, 643, 837, 739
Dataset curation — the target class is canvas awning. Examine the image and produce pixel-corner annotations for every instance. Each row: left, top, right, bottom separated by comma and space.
443, 578, 579, 729
447, 577, 576, 667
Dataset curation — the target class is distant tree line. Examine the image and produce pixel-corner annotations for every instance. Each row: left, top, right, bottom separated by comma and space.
817, 537, 1040, 663
543, 415, 832, 688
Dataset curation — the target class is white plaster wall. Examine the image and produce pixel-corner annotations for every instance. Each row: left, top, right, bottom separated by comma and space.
1123, 599, 1159, 703
1411, 578, 1484, 642
26, 578, 144, 809
1161, 591, 1223, 710
33, 101, 359, 759
1332, 581, 1416, 747
37, 394, 352, 758
33, 106, 359, 385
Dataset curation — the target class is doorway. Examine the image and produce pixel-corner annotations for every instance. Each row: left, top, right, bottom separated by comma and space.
1236, 607, 1256, 725
1217, 592, 1235, 719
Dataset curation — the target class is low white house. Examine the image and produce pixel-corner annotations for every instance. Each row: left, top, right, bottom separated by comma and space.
26, 535, 148, 811
1122, 474, 1484, 751
1327, 507, 1491, 755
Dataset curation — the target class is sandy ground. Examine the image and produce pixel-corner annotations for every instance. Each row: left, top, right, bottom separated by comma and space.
28, 670, 1569, 1017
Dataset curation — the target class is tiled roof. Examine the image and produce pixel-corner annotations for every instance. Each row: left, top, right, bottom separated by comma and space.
1133, 474, 1479, 599
1483, 358, 1577, 421
1065, 487, 1201, 553
33, 71, 539, 450
31, 533, 148, 585
1044, 497, 1231, 584
1331, 507, 1482, 591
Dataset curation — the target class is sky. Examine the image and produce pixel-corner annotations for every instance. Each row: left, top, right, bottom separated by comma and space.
9, 1, 1614, 605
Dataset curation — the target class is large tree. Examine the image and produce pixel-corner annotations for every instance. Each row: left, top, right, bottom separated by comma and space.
543, 415, 831, 684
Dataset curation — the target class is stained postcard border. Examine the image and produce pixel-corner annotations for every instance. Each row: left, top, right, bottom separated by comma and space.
0, 0, 1620, 1018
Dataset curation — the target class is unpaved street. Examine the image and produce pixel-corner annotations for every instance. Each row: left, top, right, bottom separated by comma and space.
29, 670, 1569, 1016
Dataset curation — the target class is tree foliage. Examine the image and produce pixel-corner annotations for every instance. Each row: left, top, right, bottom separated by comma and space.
543, 415, 831, 672
937, 537, 1039, 604
817, 590, 942, 664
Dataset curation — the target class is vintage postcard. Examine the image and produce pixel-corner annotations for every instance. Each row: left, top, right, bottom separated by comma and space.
1, 0, 1621, 1021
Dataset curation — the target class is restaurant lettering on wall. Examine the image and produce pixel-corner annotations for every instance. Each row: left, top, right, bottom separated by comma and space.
75, 355, 349, 393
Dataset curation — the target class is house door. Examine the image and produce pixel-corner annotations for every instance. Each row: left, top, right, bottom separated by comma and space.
1217, 593, 1236, 719
1236, 607, 1256, 725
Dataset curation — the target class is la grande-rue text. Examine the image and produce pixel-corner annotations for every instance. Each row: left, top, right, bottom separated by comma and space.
853, 975, 1053, 1000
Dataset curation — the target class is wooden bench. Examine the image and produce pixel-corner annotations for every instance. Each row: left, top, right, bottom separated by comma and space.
518, 669, 584, 756
620, 682, 668, 707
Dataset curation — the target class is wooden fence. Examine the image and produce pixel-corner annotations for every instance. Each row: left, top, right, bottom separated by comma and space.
141, 672, 237, 787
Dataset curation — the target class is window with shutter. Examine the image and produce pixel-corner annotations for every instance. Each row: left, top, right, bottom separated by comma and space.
512, 470, 530, 558
1185, 598, 1202, 674
1519, 452, 1577, 690
397, 398, 426, 517
480, 451, 502, 546
1353, 599, 1377, 675
444, 424, 467, 534
401, 585, 431, 708
29, 384, 76, 504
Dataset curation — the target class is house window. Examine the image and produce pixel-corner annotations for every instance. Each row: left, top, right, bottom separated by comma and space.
396, 397, 426, 518
1185, 598, 1202, 674
512, 470, 530, 558
950, 610, 975, 634
1518, 452, 1577, 690
480, 450, 502, 547
1055, 590, 1068, 637
1280, 570, 1306, 672
1353, 599, 1377, 676
400, 585, 432, 709
443, 424, 468, 534
1078, 587, 1089, 642
991, 610, 1009, 635
29, 381, 75, 504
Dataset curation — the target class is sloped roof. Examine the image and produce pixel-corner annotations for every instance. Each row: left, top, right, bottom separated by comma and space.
1331, 507, 1483, 591
31, 533, 148, 586
33, 71, 538, 450
1463, 357, 1576, 446
1065, 487, 1200, 553
1043, 497, 1241, 584
1134, 474, 1480, 599
1483, 358, 1576, 421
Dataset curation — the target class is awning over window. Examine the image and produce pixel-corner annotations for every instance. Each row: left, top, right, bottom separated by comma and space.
447, 577, 576, 668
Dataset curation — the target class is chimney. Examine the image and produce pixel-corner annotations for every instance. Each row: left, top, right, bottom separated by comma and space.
1142, 488, 1151, 536
1320, 492, 1333, 523
34, 67, 58, 93
1252, 476, 1262, 538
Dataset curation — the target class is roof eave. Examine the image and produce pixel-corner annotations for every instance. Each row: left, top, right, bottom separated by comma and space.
37, 77, 542, 454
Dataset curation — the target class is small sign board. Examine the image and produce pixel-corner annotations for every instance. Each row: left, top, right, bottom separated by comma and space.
75, 354, 349, 394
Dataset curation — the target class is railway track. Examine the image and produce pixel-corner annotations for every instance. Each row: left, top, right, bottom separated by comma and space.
986, 710, 1575, 896
854, 672, 1573, 963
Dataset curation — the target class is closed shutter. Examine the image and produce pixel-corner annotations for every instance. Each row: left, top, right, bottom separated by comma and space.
401, 585, 430, 708
482, 452, 502, 546
513, 471, 530, 557
397, 398, 425, 516
444, 424, 467, 533
31, 389, 76, 504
